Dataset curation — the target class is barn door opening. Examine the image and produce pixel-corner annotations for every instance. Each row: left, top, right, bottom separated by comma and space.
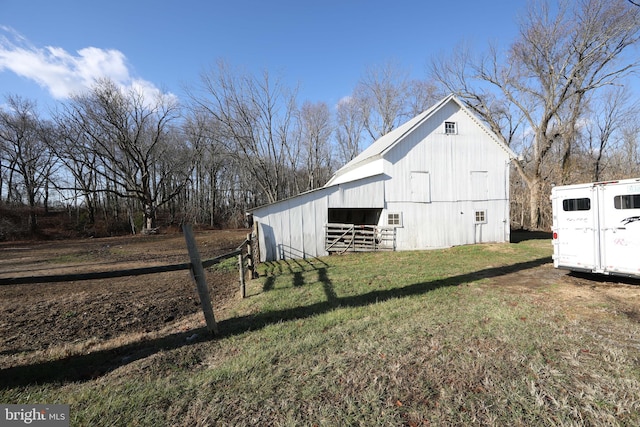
327, 208, 382, 225
325, 208, 395, 254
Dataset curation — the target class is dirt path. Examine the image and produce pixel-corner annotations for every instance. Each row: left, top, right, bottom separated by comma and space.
486, 260, 640, 322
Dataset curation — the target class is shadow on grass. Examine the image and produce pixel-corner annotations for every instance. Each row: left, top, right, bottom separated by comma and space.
261, 257, 328, 292
0, 256, 550, 389
568, 270, 640, 286
0, 329, 212, 389
221, 256, 552, 336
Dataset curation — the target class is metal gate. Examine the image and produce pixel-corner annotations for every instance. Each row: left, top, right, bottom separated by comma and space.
325, 223, 396, 254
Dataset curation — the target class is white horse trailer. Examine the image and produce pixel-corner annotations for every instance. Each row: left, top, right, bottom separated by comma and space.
551, 178, 640, 278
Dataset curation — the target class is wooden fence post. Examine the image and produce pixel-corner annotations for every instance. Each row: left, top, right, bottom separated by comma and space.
183, 224, 218, 335
246, 233, 253, 273
252, 221, 261, 278
238, 252, 246, 299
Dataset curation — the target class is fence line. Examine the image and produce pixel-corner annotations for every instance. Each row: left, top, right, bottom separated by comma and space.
0, 252, 242, 286
0, 226, 256, 335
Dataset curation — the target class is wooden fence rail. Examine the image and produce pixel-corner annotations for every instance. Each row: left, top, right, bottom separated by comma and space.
0, 225, 256, 335
0, 251, 241, 286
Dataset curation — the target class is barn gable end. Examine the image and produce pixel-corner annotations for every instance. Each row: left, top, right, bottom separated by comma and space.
250, 95, 516, 261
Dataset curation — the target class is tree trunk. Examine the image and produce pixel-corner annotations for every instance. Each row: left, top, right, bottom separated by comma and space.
85, 193, 96, 225
43, 178, 50, 214
6, 165, 14, 203
128, 207, 136, 235
27, 192, 37, 234
210, 168, 217, 227
144, 202, 157, 232
528, 177, 543, 230
560, 139, 572, 185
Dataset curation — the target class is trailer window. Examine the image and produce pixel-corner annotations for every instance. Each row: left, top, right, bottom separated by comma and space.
614, 194, 640, 209
562, 198, 591, 211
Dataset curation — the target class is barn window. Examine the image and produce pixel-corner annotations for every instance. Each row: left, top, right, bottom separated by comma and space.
474, 210, 487, 224
614, 194, 640, 209
387, 212, 403, 227
444, 121, 457, 135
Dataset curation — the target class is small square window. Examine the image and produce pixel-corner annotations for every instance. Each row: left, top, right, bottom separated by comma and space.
388, 212, 402, 226
475, 210, 486, 223
444, 121, 457, 135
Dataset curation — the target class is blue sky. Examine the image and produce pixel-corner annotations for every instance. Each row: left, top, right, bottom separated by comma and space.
0, 0, 523, 110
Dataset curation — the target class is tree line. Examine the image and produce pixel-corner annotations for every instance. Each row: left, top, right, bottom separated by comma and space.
1, 0, 640, 238
0, 63, 438, 237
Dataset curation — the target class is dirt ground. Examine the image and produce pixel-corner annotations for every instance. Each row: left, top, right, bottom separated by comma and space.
482, 253, 640, 323
2, 231, 640, 373
0, 229, 248, 359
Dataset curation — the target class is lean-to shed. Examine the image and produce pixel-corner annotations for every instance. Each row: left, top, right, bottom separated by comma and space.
249, 94, 517, 261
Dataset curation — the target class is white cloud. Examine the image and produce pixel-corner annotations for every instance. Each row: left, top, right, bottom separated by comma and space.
0, 26, 172, 102
337, 95, 353, 106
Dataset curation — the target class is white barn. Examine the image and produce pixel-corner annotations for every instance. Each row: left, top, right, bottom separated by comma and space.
249, 95, 517, 262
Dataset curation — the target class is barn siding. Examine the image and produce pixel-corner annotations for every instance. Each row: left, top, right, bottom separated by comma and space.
308, 196, 329, 258
327, 175, 385, 208
254, 187, 332, 261
251, 95, 514, 262
284, 200, 301, 259
387, 199, 509, 249
379, 101, 511, 249
253, 176, 385, 261
384, 103, 509, 204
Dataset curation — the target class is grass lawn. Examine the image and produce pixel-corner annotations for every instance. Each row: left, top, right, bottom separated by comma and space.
2, 237, 640, 426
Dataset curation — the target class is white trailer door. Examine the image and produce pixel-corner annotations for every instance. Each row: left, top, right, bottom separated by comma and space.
598, 183, 640, 277
552, 186, 599, 271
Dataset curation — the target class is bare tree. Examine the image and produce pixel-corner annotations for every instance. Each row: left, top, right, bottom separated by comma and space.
46, 116, 102, 225
617, 125, 640, 176
182, 110, 236, 226
59, 79, 191, 232
591, 114, 640, 180
354, 61, 411, 141
580, 87, 637, 181
299, 101, 333, 189
335, 95, 366, 164
189, 61, 299, 204
405, 79, 441, 118
338, 61, 440, 165
431, 0, 640, 229
0, 96, 54, 232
